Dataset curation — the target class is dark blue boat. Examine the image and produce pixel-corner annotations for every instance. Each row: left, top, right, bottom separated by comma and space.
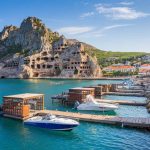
24, 114, 79, 131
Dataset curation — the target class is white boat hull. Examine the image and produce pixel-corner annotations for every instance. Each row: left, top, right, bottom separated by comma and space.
77, 104, 118, 111
76, 95, 119, 112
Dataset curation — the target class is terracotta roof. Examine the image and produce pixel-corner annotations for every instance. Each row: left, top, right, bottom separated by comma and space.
140, 64, 150, 71
104, 65, 135, 71
139, 69, 150, 73
141, 64, 150, 67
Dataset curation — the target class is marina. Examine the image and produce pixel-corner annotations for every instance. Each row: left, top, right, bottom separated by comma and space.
0, 78, 150, 150
0, 0, 150, 149
0, 77, 150, 129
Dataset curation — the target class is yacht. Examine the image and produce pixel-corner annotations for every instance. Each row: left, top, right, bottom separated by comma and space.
77, 95, 119, 111
24, 114, 79, 131
120, 79, 142, 90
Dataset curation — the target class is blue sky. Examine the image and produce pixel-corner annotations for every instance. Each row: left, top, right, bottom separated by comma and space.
0, 0, 150, 52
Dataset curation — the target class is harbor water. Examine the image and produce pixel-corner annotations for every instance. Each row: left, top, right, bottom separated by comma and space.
0, 79, 150, 150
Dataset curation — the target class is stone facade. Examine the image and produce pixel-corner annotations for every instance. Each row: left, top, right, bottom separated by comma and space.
0, 17, 102, 78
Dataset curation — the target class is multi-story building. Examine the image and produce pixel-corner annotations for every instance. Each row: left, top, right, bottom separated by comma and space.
103, 64, 136, 73
139, 64, 150, 75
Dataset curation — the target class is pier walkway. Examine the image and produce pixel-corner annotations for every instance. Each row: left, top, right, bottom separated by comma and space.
32, 110, 150, 130
116, 89, 144, 93
104, 92, 144, 97
96, 99, 146, 106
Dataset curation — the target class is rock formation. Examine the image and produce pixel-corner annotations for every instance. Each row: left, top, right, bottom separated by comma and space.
0, 17, 102, 78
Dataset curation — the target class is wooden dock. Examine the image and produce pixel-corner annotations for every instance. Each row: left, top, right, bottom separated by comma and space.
32, 110, 150, 130
104, 92, 145, 97
116, 89, 144, 93
96, 99, 146, 106
51, 94, 146, 106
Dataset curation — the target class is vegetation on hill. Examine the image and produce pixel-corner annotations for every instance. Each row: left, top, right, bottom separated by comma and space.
85, 47, 148, 68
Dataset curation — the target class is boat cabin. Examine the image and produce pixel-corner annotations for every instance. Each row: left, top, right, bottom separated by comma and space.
2, 93, 44, 120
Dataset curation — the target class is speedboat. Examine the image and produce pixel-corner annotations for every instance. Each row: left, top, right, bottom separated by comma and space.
77, 95, 118, 111
24, 114, 79, 131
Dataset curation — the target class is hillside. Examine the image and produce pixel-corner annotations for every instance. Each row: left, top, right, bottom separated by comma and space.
0, 17, 102, 78
84, 48, 148, 67
0, 16, 149, 79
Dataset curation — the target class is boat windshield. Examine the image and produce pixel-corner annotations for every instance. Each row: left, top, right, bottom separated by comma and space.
43, 114, 56, 120
85, 95, 98, 104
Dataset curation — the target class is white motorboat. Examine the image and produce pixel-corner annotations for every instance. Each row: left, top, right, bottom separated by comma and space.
24, 114, 79, 131
119, 79, 142, 90
122, 79, 135, 89
77, 95, 119, 111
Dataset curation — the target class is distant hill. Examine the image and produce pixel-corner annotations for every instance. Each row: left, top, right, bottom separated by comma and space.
69, 41, 149, 67
84, 48, 149, 67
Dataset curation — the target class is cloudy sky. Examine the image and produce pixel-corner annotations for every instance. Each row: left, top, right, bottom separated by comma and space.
0, 0, 150, 52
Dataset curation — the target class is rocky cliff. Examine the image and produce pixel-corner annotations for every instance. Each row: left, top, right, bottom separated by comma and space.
0, 17, 102, 78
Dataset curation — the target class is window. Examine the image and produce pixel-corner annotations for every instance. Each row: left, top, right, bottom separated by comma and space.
43, 65, 45, 68
42, 52, 47, 56
31, 65, 35, 69
43, 57, 48, 61
47, 65, 52, 69
51, 57, 54, 61
37, 64, 40, 69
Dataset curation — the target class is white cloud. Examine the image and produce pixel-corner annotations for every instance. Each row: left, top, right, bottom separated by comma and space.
102, 24, 132, 30
79, 24, 131, 38
80, 12, 95, 18
57, 26, 94, 35
119, 1, 134, 5
57, 23, 131, 39
95, 4, 150, 20
90, 24, 132, 37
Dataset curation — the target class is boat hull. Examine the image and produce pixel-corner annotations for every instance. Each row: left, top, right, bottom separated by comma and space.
76, 95, 119, 112
77, 106, 117, 111
24, 122, 78, 131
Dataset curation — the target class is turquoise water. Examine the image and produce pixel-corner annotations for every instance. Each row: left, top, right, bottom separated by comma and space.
0, 79, 150, 150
